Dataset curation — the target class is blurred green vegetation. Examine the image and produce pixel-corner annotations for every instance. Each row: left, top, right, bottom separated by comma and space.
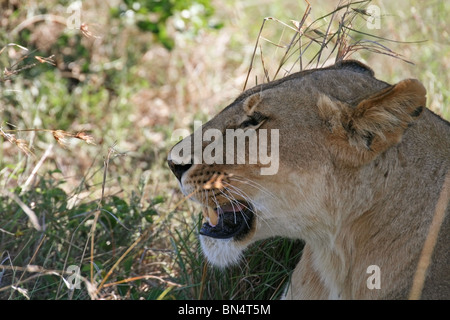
0, 0, 448, 300
114, 0, 222, 49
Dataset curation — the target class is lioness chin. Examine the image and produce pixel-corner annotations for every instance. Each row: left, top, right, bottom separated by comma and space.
168, 60, 450, 299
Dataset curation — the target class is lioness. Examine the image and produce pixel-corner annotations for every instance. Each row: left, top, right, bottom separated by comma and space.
168, 60, 450, 299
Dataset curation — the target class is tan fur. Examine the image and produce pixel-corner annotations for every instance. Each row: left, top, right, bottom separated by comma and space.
168, 60, 450, 299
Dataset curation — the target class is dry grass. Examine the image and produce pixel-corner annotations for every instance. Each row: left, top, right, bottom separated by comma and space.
243, 0, 427, 89
0, 127, 95, 156
0, 43, 55, 81
409, 172, 450, 300
0, 0, 448, 300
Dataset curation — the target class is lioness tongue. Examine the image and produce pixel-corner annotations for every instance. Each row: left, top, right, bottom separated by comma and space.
219, 203, 246, 213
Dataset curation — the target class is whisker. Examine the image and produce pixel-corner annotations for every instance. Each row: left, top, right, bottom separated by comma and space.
196, 174, 278, 237
221, 182, 275, 234
221, 182, 256, 213
229, 176, 278, 200
220, 185, 251, 210
217, 187, 244, 224
201, 188, 208, 206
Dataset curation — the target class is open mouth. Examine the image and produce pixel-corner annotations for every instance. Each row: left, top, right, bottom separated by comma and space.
199, 201, 254, 240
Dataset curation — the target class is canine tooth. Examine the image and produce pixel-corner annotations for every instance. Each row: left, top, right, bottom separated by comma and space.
202, 207, 209, 220
207, 207, 218, 226
202, 207, 218, 226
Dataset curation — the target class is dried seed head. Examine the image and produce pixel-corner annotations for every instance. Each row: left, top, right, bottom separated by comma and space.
52, 130, 70, 147
1, 128, 34, 156
75, 131, 96, 145
0, 129, 16, 144
80, 23, 101, 39
15, 139, 34, 156
35, 55, 55, 66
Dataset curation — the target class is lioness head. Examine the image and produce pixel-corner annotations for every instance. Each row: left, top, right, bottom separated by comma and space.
167, 60, 449, 299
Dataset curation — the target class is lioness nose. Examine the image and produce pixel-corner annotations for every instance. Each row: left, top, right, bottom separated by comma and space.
167, 159, 192, 181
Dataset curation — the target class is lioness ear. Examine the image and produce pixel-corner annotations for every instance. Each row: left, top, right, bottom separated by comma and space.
319, 79, 426, 166
347, 79, 426, 152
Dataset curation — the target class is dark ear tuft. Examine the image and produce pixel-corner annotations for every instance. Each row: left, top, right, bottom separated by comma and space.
334, 60, 375, 77
410, 106, 424, 118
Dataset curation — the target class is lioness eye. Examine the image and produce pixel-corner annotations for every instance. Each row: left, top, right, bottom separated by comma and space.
241, 112, 267, 128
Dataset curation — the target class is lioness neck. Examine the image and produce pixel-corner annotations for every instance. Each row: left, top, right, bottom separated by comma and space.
309, 110, 450, 299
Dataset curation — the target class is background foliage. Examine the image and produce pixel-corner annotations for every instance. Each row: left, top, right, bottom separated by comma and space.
0, 0, 448, 299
